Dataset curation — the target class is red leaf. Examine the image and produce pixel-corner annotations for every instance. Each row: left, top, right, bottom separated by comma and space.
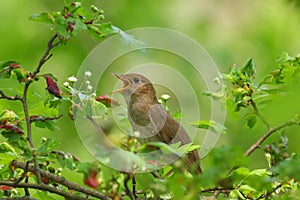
9, 63, 20, 68
84, 177, 99, 188
0, 125, 24, 134
83, 170, 100, 188
45, 76, 62, 98
0, 185, 13, 190
95, 95, 120, 107
68, 22, 74, 32
41, 176, 49, 184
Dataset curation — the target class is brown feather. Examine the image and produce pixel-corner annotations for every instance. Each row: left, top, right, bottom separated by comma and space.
114, 73, 202, 174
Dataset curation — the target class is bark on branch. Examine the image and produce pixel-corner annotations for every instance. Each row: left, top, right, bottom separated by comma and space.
5, 160, 112, 200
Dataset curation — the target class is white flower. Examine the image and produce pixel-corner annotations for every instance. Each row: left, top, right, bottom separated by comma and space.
85, 71, 92, 77
63, 82, 69, 87
133, 131, 140, 137
68, 76, 78, 82
86, 80, 90, 85
87, 85, 93, 90
161, 94, 170, 101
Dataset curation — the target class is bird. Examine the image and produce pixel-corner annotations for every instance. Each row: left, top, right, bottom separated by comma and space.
112, 73, 202, 174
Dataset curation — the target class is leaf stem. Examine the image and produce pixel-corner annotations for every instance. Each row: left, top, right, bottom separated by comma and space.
250, 100, 270, 129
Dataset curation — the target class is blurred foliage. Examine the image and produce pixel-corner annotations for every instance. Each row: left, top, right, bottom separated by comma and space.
0, 0, 300, 199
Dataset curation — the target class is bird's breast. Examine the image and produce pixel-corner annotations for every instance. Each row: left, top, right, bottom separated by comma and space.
128, 102, 161, 142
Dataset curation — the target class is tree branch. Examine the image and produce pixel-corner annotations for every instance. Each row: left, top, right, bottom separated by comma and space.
10, 160, 112, 200
31, 33, 60, 78
20, 33, 60, 184
200, 187, 233, 194
2, 197, 37, 200
0, 90, 22, 101
0, 180, 91, 200
244, 120, 297, 157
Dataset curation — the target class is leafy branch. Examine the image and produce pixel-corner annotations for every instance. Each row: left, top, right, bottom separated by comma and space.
203, 53, 300, 199
0, 2, 123, 199
244, 118, 298, 157
0, 160, 111, 200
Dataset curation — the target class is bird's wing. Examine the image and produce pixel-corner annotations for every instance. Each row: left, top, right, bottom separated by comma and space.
148, 104, 202, 174
148, 104, 191, 145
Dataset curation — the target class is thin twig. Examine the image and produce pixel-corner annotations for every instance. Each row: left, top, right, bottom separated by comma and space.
200, 187, 233, 194
2, 197, 38, 200
10, 160, 111, 200
259, 183, 282, 199
0, 90, 22, 101
244, 120, 296, 157
29, 115, 63, 123
24, 177, 30, 197
132, 176, 138, 199
20, 33, 60, 184
31, 33, 60, 78
50, 150, 80, 161
124, 174, 135, 200
21, 81, 43, 185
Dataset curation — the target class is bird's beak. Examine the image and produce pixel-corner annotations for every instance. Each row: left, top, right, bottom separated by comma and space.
111, 73, 130, 93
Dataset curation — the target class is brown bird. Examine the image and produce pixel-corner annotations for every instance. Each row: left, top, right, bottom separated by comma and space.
113, 73, 202, 174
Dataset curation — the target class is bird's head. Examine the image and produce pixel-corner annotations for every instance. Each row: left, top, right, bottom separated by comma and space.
112, 73, 157, 103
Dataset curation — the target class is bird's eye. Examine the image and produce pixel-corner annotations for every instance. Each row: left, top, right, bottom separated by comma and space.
133, 77, 140, 83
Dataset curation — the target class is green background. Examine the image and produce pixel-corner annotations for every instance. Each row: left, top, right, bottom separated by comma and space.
0, 0, 299, 173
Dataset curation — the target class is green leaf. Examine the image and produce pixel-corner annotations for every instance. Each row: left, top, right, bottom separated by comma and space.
0, 110, 19, 122
87, 22, 117, 38
32, 191, 56, 200
172, 111, 182, 121
29, 12, 55, 24
37, 138, 59, 155
244, 113, 257, 129
11, 68, 27, 82
0, 61, 16, 70
54, 15, 68, 37
202, 89, 225, 100
241, 58, 256, 80
239, 184, 257, 192
0, 142, 18, 154
1, 131, 28, 152
72, 18, 87, 36
29, 101, 59, 117
33, 120, 58, 131
57, 152, 77, 170
0, 142, 19, 164
189, 120, 227, 135
270, 155, 300, 181
117, 27, 146, 50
